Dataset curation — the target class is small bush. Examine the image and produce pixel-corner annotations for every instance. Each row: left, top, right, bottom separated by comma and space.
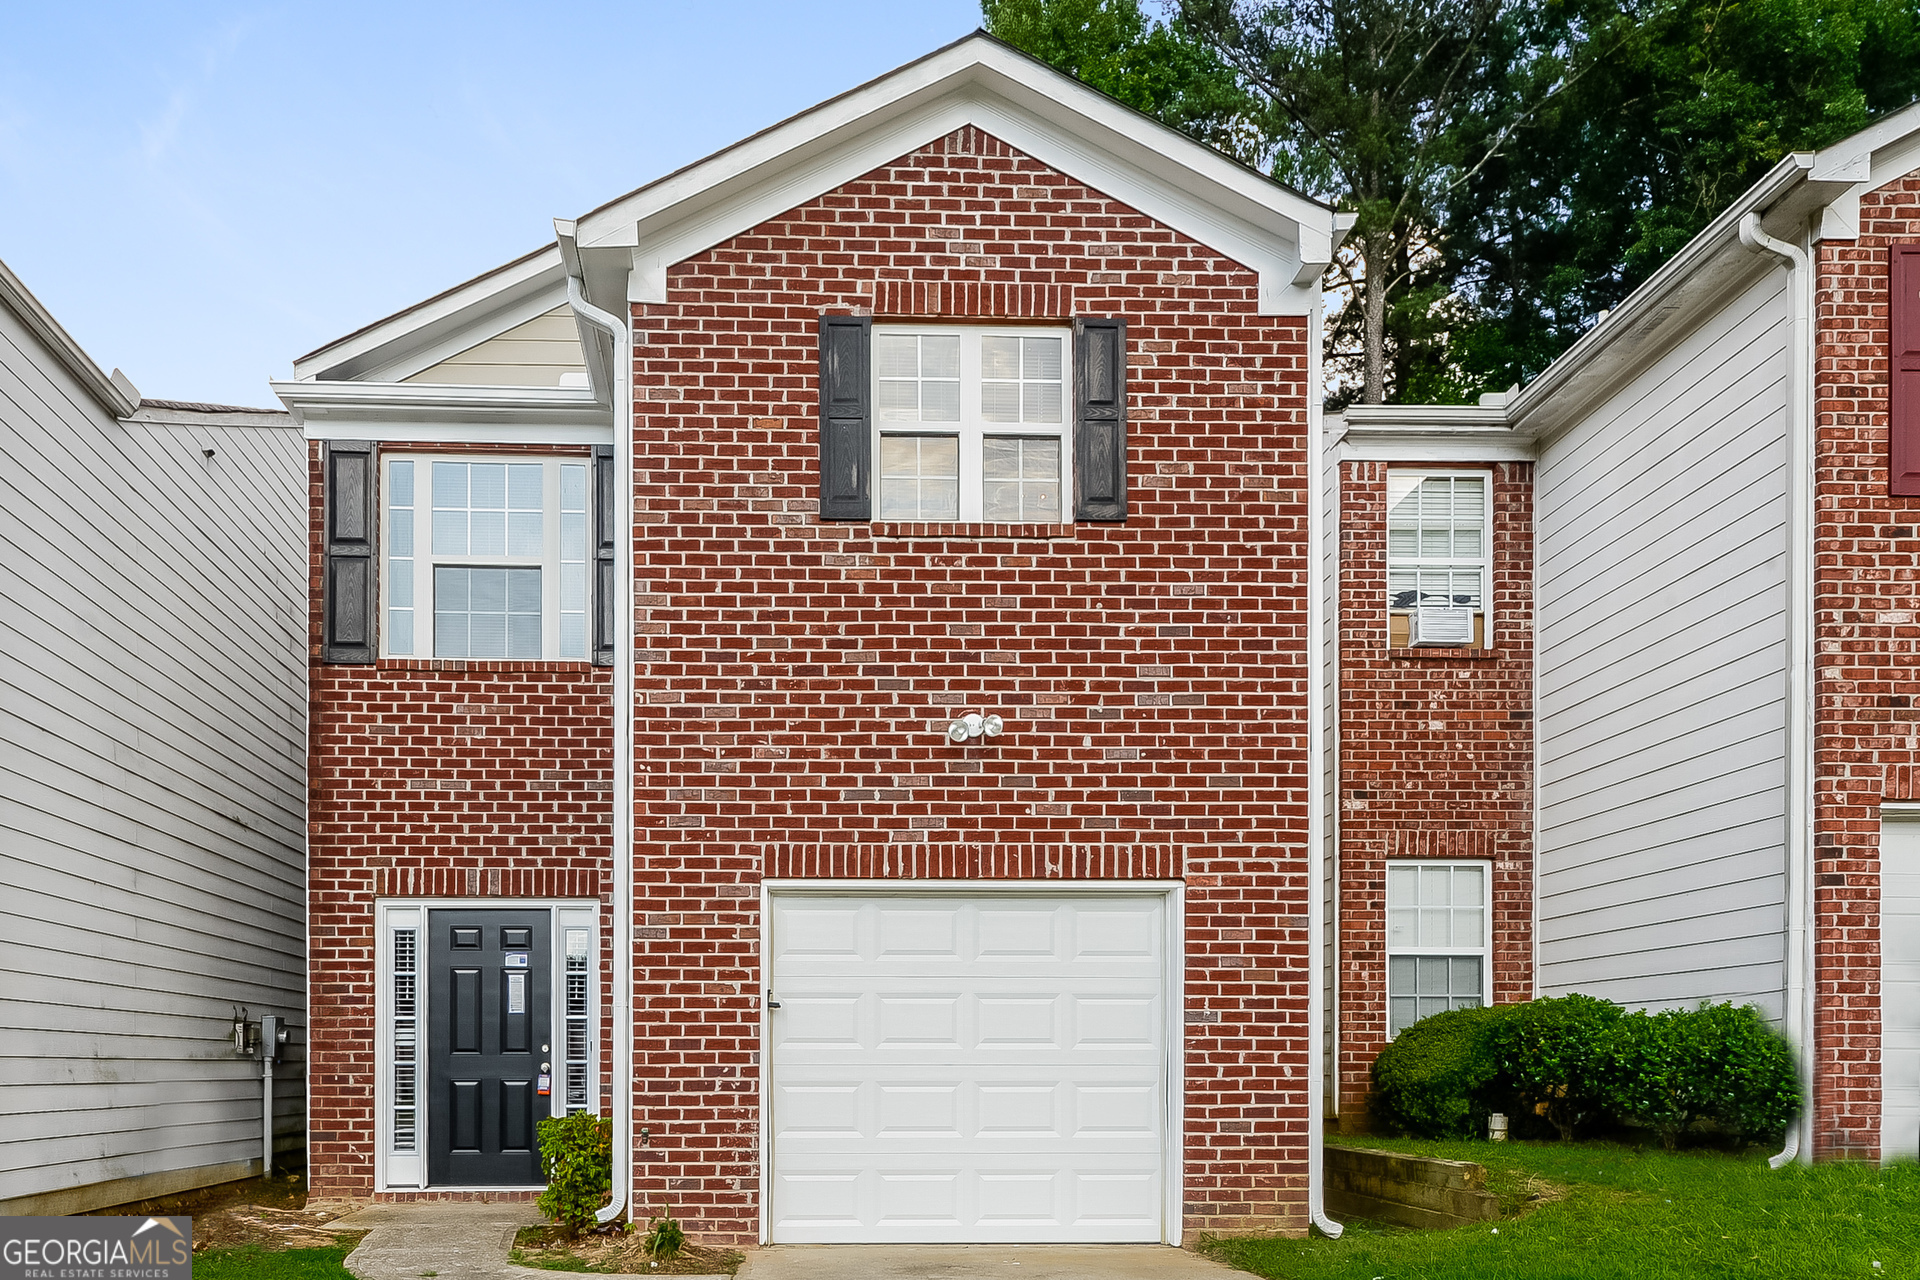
535, 1111, 613, 1238
1672, 1002, 1799, 1143
1369, 1004, 1513, 1137
638, 1205, 685, 1261
1490, 993, 1624, 1141
1605, 1008, 1696, 1148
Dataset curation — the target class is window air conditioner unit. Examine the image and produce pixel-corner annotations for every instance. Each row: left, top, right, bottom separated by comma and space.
1409, 606, 1475, 647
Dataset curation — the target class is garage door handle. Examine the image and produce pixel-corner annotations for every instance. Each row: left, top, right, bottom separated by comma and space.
766, 992, 781, 1009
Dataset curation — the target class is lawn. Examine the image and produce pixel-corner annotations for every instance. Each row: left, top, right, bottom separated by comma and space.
192, 1243, 356, 1279
1204, 1137, 1920, 1280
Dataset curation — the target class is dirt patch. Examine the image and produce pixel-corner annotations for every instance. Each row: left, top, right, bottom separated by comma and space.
80, 1172, 364, 1254
513, 1224, 744, 1275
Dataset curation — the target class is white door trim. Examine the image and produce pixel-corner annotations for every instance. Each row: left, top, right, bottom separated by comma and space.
371, 896, 600, 1191
756, 878, 1185, 1245
1881, 809, 1920, 1165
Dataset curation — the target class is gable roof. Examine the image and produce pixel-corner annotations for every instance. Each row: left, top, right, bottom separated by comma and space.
283, 29, 1350, 409
570, 31, 1342, 314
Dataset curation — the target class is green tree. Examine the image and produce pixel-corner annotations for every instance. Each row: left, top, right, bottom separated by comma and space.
981, 0, 1259, 162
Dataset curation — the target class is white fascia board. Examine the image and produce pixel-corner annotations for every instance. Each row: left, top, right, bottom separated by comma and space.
271, 379, 611, 440
1508, 154, 1825, 444
292, 246, 566, 382
583, 37, 1337, 315
1336, 405, 1534, 462
0, 256, 139, 417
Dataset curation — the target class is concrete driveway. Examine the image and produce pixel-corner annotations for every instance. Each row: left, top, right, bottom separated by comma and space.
736, 1244, 1239, 1279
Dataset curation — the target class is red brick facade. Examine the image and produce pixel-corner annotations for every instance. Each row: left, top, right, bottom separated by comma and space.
1333, 460, 1534, 1121
305, 442, 616, 1199
623, 125, 1312, 1241
1811, 172, 1920, 1159
307, 126, 1318, 1238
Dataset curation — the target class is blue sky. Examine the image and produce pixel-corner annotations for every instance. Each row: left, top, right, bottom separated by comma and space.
0, 2, 982, 407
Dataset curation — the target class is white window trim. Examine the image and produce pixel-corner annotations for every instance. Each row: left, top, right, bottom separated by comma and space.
756, 879, 1186, 1247
1383, 859, 1493, 1040
1385, 468, 1494, 648
380, 454, 589, 661
373, 898, 600, 1191
871, 324, 1074, 523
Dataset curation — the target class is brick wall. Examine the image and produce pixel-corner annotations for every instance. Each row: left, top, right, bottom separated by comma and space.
1811, 173, 1920, 1159
306, 442, 615, 1198
1333, 460, 1534, 1121
626, 125, 1313, 1241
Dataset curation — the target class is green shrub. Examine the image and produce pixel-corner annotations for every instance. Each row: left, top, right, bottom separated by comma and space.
535, 1110, 613, 1238
638, 1205, 685, 1260
1490, 993, 1624, 1141
1604, 1008, 1695, 1148
1605, 1002, 1800, 1148
1369, 1004, 1513, 1137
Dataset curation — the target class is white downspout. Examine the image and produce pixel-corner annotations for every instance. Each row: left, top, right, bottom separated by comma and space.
1305, 296, 1344, 1238
1739, 212, 1815, 1168
558, 227, 638, 1221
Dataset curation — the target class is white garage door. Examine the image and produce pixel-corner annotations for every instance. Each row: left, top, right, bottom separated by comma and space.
1886, 819, 1920, 1164
767, 892, 1170, 1243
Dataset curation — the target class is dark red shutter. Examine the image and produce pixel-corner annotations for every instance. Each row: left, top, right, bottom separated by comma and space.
1892, 246, 1920, 495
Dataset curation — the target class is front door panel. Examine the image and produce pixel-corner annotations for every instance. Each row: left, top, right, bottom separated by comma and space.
428, 909, 551, 1185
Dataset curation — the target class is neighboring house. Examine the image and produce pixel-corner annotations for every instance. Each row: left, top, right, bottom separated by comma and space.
1332, 99, 1920, 1166
280, 33, 1353, 1242
0, 259, 309, 1214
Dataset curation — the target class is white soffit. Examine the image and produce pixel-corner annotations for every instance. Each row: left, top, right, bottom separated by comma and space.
574, 33, 1341, 315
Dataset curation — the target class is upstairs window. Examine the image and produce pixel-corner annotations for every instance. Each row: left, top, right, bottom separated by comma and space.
1387, 471, 1490, 647
382, 455, 589, 660
872, 327, 1070, 522
1386, 861, 1489, 1037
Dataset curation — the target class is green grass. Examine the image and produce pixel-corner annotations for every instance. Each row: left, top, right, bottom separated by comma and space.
1204, 1137, 1920, 1280
191, 1244, 357, 1279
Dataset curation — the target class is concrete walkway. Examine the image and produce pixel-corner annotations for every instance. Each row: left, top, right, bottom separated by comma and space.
331, 1202, 545, 1280
736, 1244, 1238, 1280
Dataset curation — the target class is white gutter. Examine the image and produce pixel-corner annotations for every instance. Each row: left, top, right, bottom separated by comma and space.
1305, 296, 1344, 1238
556, 222, 638, 1221
1738, 212, 1815, 1168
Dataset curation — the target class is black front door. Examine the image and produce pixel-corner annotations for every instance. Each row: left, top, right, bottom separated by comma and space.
428, 909, 551, 1185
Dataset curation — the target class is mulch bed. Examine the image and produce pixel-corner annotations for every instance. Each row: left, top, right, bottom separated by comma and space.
79, 1171, 364, 1254
513, 1223, 743, 1275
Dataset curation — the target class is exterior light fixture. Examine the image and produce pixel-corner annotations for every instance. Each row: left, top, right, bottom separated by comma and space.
943, 711, 1007, 743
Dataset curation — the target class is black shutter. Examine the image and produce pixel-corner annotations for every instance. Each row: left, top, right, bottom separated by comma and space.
322, 440, 377, 663
592, 444, 616, 666
1074, 317, 1127, 521
818, 315, 872, 519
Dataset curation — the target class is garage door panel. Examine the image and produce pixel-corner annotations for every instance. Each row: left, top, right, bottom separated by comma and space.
770, 892, 1170, 1242
1883, 825, 1920, 1165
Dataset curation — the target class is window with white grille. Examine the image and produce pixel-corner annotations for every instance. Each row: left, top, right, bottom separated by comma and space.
1386, 861, 1490, 1036
873, 327, 1070, 523
391, 927, 419, 1153
563, 927, 591, 1113
1386, 471, 1491, 647
382, 456, 589, 660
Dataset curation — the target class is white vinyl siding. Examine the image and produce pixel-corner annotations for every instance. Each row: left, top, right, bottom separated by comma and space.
0, 303, 307, 1210
403, 305, 588, 388
1534, 266, 1790, 1018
